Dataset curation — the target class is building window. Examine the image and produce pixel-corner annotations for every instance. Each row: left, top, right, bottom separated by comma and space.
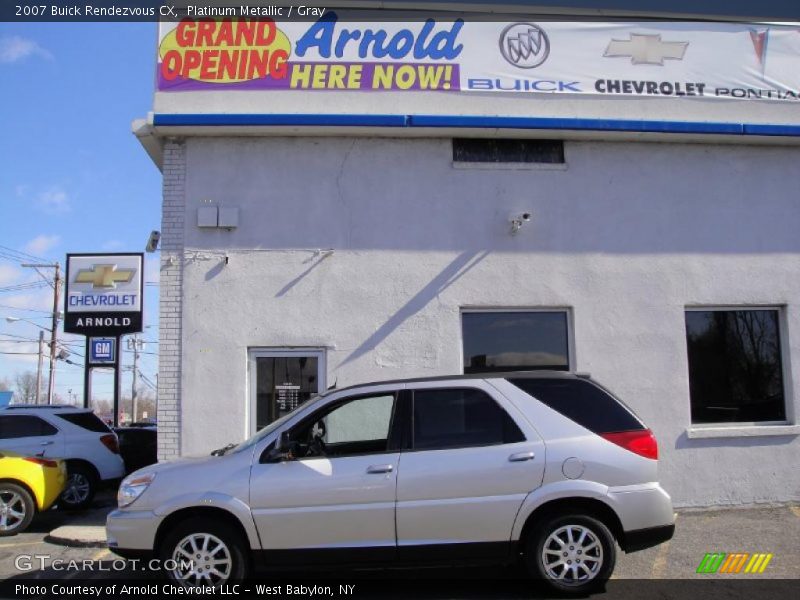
462, 310, 571, 373
452, 138, 564, 164
685, 309, 787, 424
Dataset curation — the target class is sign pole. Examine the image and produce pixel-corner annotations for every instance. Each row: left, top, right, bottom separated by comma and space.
113, 335, 121, 427
83, 337, 91, 409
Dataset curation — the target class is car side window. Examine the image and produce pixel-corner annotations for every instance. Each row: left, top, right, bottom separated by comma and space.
290, 394, 396, 459
412, 388, 525, 451
0, 415, 58, 439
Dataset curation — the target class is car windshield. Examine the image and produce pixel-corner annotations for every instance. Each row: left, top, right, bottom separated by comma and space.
229, 392, 327, 454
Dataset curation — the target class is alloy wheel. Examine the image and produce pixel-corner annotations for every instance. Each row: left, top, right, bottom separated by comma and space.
170, 532, 233, 586
62, 473, 91, 505
540, 524, 604, 585
0, 491, 27, 532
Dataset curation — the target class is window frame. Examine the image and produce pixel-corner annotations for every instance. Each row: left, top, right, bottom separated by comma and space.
460, 307, 575, 374
409, 386, 527, 452
247, 347, 328, 438
684, 305, 794, 431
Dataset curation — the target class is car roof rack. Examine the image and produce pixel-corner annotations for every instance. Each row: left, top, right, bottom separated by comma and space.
2, 404, 84, 410
332, 369, 585, 394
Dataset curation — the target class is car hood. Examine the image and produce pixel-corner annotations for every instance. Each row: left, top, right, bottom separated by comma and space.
128, 453, 226, 478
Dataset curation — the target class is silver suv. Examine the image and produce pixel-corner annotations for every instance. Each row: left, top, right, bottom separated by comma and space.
107, 372, 674, 593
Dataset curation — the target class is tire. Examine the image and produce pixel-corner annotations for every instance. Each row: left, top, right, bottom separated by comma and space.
59, 463, 96, 510
0, 482, 35, 536
524, 513, 616, 596
161, 519, 249, 587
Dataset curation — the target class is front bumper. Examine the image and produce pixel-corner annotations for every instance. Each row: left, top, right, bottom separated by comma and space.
106, 508, 161, 552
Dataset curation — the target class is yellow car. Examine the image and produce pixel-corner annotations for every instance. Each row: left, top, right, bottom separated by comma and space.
0, 451, 66, 536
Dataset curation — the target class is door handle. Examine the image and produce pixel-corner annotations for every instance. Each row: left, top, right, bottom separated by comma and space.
40, 441, 54, 446
366, 464, 394, 474
509, 451, 535, 462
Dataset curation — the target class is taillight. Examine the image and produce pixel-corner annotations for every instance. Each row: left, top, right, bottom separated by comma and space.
23, 457, 60, 468
600, 429, 658, 460
100, 434, 120, 454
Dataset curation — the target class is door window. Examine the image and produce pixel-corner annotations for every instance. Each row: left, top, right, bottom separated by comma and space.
290, 394, 396, 459
0, 415, 58, 439
412, 388, 524, 450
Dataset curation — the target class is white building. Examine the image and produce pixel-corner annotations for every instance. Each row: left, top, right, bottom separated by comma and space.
135, 9, 800, 507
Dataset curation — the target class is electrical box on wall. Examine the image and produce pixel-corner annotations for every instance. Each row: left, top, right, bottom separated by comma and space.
197, 206, 218, 228
218, 207, 239, 229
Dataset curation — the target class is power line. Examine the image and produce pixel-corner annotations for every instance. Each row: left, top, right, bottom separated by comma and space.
0, 244, 47, 264
0, 303, 54, 315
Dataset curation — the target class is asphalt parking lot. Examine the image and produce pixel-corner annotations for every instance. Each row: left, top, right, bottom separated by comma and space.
0, 501, 798, 597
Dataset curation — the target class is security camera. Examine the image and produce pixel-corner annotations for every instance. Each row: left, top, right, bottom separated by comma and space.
145, 230, 161, 253
509, 212, 533, 235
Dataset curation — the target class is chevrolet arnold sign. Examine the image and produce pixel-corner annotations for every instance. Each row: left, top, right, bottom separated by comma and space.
64, 253, 144, 336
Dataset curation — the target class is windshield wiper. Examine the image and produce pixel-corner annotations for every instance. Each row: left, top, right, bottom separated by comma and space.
210, 443, 236, 456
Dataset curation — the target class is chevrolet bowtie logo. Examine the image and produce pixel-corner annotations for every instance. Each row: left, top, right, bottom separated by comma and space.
604, 34, 688, 65
74, 264, 135, 289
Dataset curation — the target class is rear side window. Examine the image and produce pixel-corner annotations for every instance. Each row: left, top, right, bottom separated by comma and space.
57, 412, 111, 433
413, 388, 525, 450
0, 415, 58, 439
508, 378, 643, 433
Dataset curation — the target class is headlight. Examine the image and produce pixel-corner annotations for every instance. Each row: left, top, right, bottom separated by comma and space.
117, 472, 156, 508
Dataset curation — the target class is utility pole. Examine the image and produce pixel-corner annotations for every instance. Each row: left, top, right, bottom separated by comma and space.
22, 262, 60, 405
47, 263, 61, 404
129, 335, 142, 423
36, 330, 44, 404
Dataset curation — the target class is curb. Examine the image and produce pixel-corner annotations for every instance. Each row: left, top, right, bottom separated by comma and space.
45, 530, 108, 549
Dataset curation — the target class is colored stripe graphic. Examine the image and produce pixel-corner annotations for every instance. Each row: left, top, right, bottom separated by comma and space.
697, 553, 726, 573
744, 553, 774, 573
697, 552, 773, 574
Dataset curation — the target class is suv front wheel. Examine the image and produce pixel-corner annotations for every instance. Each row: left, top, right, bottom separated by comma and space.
161, 520, 248, 587
524, 513, 616, 595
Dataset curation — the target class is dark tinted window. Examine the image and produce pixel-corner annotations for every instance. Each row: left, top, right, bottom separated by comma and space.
58, 412, 111, 433
462, 311, 570, 373
413, 388, 525, 450
453, 139, 564, 163
509, 378, 643, 433
685, 310, 785, 424
0, 415, 58, 439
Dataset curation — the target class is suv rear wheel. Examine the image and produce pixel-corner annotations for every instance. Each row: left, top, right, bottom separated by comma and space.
0, 483, 35, 536
524, 513, 616, 595
161, 520, 248, 587
59, 463, 96, 510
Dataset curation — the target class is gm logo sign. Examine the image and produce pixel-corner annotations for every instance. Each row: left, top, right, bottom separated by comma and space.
89, 337, 116, 365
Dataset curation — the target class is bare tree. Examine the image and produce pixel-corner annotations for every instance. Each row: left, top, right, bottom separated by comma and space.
0, 378, 10, 392
13, 371, 40, 404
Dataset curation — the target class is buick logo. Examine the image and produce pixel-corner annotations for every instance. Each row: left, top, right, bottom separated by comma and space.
499, 23, 550, 69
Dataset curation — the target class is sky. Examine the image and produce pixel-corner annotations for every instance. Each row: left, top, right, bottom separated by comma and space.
0, 22, 161, 404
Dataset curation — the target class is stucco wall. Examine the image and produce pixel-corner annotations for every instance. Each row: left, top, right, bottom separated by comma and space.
170, 136, 800, 507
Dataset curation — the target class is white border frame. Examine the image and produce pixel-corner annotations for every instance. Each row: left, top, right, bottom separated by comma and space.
458, 307, 575, 373
683, 305, 798, 438
247, 347, 327, 437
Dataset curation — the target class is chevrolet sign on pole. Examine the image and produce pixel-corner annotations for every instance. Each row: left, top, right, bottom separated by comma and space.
64, 253, 144, 336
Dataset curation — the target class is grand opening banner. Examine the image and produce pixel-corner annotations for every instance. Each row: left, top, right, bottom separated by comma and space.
157, 15, 800, 101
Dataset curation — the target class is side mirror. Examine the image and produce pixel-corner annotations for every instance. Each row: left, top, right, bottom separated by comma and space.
263, 431, 293, 463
